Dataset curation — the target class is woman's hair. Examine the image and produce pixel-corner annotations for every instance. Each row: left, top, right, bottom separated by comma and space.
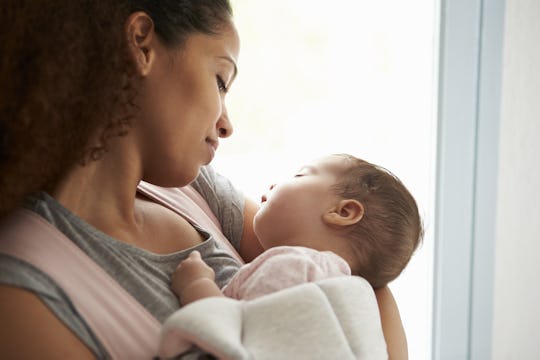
332, 154, 424, 288
0, 0, 232, 218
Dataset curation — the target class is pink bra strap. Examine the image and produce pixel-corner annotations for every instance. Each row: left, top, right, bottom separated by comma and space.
137, 182, 244, 264
0, 209, 161, 359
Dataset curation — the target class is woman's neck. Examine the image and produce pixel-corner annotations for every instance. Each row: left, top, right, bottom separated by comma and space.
51, 146, 143, 233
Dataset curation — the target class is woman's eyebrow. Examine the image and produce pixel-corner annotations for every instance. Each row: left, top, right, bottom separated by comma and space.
219, 56, 238, 80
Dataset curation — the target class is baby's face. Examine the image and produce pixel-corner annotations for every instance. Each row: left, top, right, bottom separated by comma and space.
253, 155, 348, 250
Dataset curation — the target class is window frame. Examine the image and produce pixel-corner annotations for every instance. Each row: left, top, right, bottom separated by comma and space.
432, 0, 505, 358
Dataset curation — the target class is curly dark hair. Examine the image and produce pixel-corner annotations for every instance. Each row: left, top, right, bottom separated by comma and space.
0, 0, 233, 218
332, 154, 424, 288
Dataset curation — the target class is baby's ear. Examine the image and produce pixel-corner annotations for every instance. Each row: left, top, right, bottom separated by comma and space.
323, 199, 364, 226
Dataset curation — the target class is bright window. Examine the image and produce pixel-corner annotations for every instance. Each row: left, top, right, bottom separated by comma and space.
214, 2, 438, 359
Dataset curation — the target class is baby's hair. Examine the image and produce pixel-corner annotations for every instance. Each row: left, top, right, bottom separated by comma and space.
0, 0, 232, 218
331, 154, 423, 288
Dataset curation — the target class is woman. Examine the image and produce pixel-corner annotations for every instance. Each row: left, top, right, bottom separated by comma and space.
0, 1, 408, 358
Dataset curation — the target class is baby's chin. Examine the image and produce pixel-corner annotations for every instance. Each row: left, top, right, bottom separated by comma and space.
252, 212, 269, 245
252, 214, 262, 237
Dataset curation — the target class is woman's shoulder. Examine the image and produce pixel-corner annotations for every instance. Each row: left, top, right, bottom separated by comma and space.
0, 253, 63, 298
191, 166, 245, 250
191, 165, 243, 205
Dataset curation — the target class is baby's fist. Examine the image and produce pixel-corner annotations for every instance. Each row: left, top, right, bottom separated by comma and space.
171, 251, 215, 297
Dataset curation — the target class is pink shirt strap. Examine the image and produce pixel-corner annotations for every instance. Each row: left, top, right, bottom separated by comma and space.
137, 182, 244, 264
0, 209, 161, 359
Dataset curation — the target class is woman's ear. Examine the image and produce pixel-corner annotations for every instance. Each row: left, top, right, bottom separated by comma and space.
322, 199, 364, 227
125, 12, 156, 76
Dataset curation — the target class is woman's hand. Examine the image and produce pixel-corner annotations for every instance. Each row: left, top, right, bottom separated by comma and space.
171, 251, 223, 305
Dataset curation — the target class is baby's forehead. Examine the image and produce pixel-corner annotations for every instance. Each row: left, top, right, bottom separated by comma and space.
305, 155, 351, 172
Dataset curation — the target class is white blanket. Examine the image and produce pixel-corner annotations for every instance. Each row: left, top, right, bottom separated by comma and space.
158, 276, 388, 360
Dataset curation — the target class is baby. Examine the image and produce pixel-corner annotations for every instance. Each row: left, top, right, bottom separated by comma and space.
173, 154, 423, 305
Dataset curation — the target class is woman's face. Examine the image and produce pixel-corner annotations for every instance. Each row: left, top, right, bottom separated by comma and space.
136, 22, 240, 187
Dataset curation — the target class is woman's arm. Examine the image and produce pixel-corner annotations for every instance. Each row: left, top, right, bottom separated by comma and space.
374, 286, 408, 360
0, 285, 95, 359
238, 196, 264, 262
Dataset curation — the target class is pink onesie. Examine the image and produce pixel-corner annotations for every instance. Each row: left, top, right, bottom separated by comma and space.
222, 245, 351, 300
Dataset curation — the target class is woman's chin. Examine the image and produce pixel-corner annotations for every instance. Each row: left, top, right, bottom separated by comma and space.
142, 168, 200, 188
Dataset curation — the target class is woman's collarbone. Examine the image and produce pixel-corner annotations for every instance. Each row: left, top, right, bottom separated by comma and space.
134, 198, 205, 254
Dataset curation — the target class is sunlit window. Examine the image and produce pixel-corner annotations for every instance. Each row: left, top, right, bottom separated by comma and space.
214, 1, 438, 358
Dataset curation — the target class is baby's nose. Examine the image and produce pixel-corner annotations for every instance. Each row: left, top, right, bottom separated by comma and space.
261, 184, 276, 203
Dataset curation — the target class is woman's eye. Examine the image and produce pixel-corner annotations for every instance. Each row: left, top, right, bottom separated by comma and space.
294, 174, 305, 178
216, 76, 228, 93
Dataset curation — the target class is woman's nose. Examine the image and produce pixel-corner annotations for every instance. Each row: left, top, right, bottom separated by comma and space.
217, 105, 233, 138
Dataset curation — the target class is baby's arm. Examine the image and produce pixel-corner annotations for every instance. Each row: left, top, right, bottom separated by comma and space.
171, 251, 224, 306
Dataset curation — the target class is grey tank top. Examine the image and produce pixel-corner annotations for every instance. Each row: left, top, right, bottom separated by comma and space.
0, 166, 245, 359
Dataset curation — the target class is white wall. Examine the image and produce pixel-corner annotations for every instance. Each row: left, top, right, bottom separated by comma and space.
493, 0, 540, 358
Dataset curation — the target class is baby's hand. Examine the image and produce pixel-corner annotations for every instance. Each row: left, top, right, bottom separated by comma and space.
171, 251, 215, 299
